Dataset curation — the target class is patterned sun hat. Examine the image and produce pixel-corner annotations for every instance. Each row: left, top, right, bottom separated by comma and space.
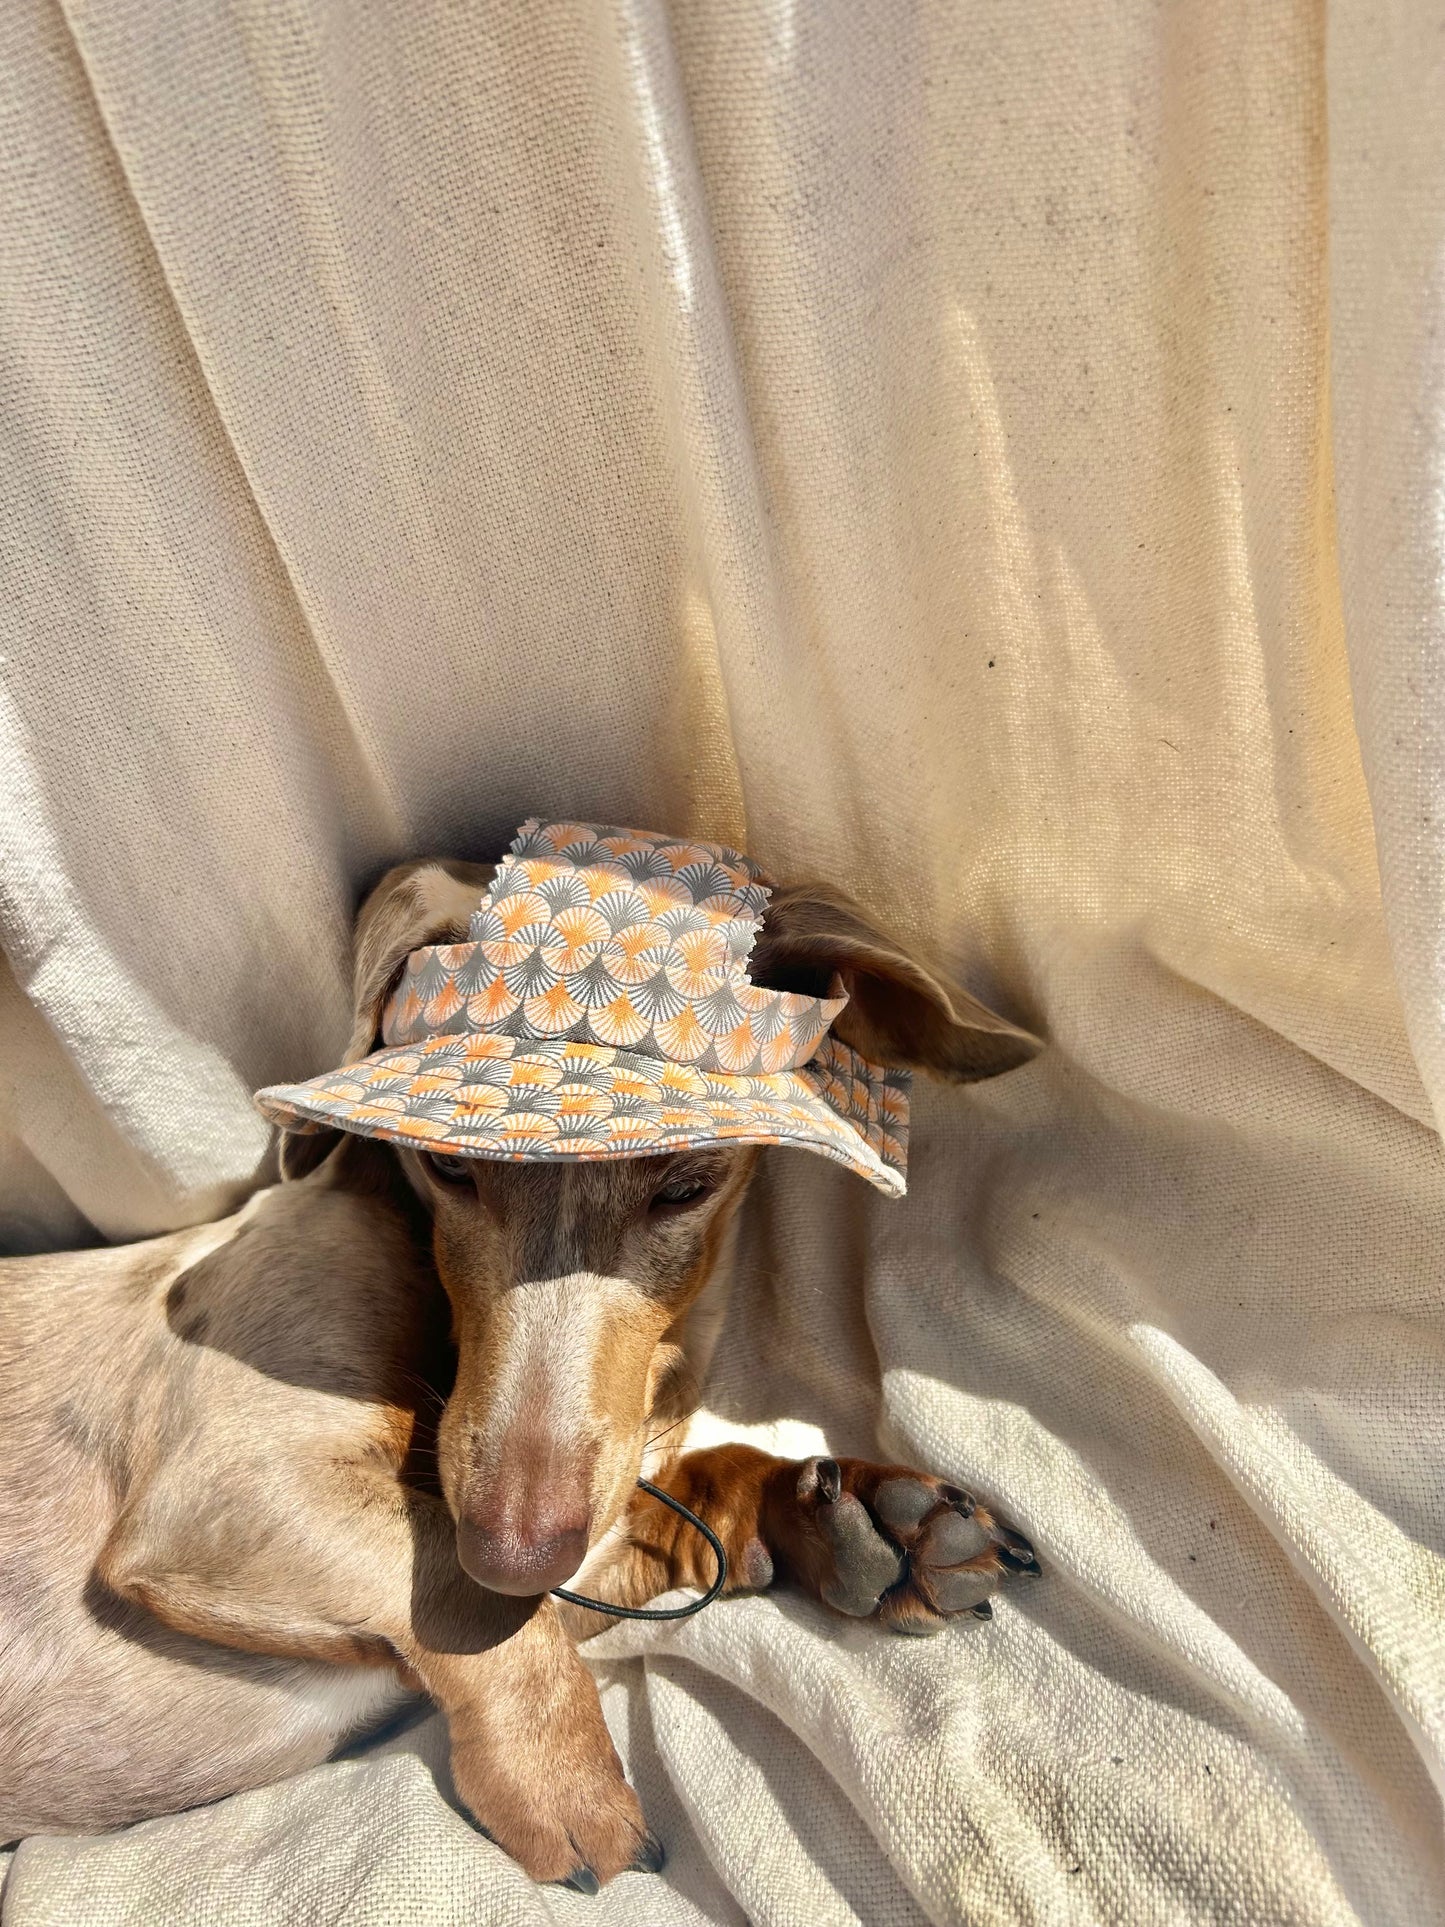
255, 819, 910, 1194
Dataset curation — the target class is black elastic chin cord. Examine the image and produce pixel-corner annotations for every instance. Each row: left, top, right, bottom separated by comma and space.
551, 1478, 728, 1621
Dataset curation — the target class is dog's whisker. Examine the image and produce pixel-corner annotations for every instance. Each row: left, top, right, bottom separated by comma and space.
388, 1369, 449, 1414
642, 1410, 693, 1453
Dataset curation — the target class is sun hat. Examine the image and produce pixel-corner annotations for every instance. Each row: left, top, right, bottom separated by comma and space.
254, 818, 910, 1195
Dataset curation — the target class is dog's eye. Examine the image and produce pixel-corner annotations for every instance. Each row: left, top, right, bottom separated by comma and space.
652, 1176, 711, 1211
423, 1152, 473, 1186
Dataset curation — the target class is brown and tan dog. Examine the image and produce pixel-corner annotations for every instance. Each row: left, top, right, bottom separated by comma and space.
0, 859, 1039, 1889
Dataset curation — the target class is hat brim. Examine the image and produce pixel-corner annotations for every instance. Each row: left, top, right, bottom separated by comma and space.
255, 1029, 908, 1196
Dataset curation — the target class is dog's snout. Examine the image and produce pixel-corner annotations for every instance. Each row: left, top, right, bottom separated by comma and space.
441, 1272, 642, 1596
456, 1506, 592, 1597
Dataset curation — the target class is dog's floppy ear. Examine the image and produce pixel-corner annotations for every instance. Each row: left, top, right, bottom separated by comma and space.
750, 880, 1039, 1083
277, 857, 496, 1180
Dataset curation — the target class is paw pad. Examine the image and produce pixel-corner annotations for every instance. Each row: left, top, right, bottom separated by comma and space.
816, 1488, 905, 1615
783, 1459, 1038, 1637
865, 1471, 1039, 1636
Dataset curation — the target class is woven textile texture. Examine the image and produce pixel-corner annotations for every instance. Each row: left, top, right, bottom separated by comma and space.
1, 0, 1443, 1922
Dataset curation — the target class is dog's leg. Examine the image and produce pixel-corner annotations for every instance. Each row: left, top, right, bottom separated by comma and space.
98, 1465, 653, 1885
571, 1445, 1038, 1636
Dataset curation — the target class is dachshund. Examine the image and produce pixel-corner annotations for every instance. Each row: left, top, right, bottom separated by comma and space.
0, 854, 1039, 1889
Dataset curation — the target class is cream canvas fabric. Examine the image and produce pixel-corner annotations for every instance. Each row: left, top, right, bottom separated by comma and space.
2, 1, 1444, 1922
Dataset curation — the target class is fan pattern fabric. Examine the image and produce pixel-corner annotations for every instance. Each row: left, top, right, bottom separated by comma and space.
254, 819, 911, 1194
382, 818, 848, 1075
253, 1029, 909, 1190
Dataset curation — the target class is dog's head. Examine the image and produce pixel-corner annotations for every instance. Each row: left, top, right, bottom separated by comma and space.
280, 857, 1036, 1596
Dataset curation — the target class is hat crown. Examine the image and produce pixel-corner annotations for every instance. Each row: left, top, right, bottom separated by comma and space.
381, 819, 847, 1077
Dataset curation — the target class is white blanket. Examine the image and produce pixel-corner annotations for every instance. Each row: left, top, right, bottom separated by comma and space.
1, 1, 1442, 1920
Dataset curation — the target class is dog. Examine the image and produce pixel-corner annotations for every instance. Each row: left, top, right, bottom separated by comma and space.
0, 831, 1040, 1889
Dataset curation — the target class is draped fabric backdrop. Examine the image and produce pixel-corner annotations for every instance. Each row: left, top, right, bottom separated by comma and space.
2, 1, 1443, 1922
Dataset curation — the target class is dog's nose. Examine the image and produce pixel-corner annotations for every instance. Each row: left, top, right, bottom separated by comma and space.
455, 1511, 592, 1596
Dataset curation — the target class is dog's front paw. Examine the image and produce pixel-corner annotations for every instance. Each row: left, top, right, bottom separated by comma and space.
448, 1667, 657, 1888
769, 1457, 1040, 1636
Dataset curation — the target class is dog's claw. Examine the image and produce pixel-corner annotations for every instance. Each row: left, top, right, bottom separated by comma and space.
997, 1546, 1042, 1576
994, 1525, 1041, 1576
943, 1484, 977, 1517
972, 1599, 993, 1619
817, 1457, 842, 1504
631, 1835, 666, 1874
562, 1866, 600, 1895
